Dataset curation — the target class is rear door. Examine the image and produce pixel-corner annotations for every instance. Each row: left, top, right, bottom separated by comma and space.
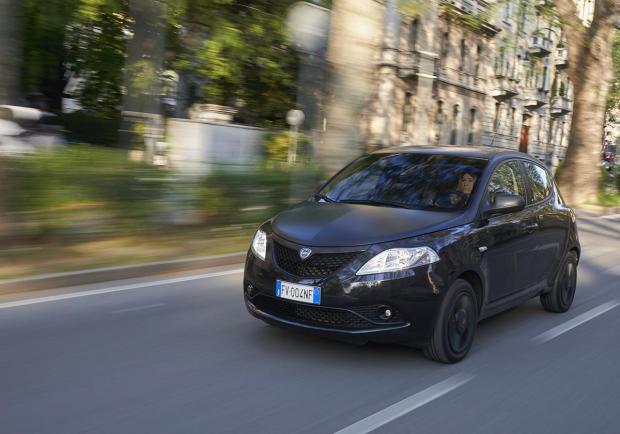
520, 161, 565, 290
481, 160, 531, 302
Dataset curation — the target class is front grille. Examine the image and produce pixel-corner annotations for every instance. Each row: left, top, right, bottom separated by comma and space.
273, 242, 359, 278
250, 295, 407, 330
251, 295, 374, 330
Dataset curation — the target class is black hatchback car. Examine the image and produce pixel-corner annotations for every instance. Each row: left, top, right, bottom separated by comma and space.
243, 147, 580, 363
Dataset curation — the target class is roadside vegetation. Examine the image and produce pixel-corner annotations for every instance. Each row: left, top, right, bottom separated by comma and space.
0, 145, 321, 279
599, 167, 620, 207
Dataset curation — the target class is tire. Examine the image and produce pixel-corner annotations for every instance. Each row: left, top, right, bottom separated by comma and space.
424, 279, 478, 364
541, 251, 578, 313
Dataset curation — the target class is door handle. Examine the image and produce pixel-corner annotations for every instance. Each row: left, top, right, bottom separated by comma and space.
523, 222, 539, 232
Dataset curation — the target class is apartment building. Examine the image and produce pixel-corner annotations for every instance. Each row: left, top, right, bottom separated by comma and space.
333, 0, 591, 171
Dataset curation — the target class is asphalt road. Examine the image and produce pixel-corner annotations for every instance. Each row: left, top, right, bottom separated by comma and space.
2, 215, 620, 434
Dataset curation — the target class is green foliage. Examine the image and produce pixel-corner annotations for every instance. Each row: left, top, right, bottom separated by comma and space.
54, 113, 121, 146
264, 130, 312, 163
21, 0, 80, 109
4, 145, 323, 238
607, 31, 620, 111
66, 0, 130, 118
21, 0, 300, 126
171, 0, 299, 127
6, 146, 168, 235
190, 165, 319, 226
598, 167, 620, 206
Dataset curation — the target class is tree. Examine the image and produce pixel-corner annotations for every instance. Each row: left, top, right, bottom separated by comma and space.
553, 0, 620, 205
0, 0, 22, 105
607, 30, 620, 112
170, 0, 299, 127
66, 0, 130, 118
0, 0, 22, 238
22, 0, 79, 111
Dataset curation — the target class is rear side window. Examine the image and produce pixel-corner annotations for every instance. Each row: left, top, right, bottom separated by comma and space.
524, 162, 551, 203
487, 161, 526, 204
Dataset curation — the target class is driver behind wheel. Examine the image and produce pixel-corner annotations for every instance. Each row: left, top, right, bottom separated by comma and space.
434, 170, 478, 208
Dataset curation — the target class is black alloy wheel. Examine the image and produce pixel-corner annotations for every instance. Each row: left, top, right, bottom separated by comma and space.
541, 251, 578, 313
424, 279, 478, 364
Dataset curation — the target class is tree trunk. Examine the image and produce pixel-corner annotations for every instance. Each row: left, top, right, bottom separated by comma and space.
555, 0, 620, 205
0, 0, 21, 240
0, 0, 21, 104
558, 58, 612, 204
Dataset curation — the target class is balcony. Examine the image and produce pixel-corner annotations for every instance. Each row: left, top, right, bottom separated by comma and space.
443, 0, 486, 15
551, 96, 572, 117
440, 0, 500, 35
491, 77, 519, 100
555, 47, 568, 69
398, 50, 421, 78
523, 89, 548, 109
528, 36, 553, 57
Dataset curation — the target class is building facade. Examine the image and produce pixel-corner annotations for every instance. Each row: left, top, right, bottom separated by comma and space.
341, 0, 592, 172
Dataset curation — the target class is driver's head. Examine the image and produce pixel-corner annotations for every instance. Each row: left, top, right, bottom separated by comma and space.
457, 172, 477, 195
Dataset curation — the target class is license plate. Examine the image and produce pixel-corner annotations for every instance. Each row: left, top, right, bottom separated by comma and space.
275, 280, 321, 305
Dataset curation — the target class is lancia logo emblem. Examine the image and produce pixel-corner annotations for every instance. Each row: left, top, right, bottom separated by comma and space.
299, 247, 312, 260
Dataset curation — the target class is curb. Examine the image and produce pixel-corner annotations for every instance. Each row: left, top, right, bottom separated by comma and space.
0, 252, 246, 296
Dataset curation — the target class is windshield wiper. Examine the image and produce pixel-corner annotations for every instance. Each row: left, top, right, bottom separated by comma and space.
338, 199, 412, 209
314, 193, 336, 203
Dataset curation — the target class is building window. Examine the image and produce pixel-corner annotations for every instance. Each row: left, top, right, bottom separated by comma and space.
450, 104, 460, 145
410, 19, 419, 50
494, 102, 501, 132
503, 3, 512, 23
402, 92, 413, 132
537, 114, 544, 142
511, 107, 516, 136
459, 39, 466, 72
441, 32, 450, 66
542, 63, 549, 91
475, 45, 482, 77
468, 108, 476, 145
435, 100, 444, 143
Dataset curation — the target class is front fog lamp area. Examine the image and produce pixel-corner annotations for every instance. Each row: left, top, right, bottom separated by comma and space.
251, 230, 267, 261
356, 247, 439, 276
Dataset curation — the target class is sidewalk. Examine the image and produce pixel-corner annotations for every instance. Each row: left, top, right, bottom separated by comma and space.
0, 226, 254, 295
573, 204, 620, 218
0, 251, 246, 296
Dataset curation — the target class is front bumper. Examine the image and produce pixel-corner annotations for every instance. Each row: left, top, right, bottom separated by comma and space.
243, 247, 443, 345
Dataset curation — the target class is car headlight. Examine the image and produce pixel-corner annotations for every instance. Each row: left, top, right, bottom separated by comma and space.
356, 247, 439, 276
251, 229, 267, 261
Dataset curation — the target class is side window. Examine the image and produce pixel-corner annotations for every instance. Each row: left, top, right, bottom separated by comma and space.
487, 161, 526, 204
524, 162, 551, 203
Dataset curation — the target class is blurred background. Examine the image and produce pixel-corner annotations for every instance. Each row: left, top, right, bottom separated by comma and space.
0, 0, 619, 279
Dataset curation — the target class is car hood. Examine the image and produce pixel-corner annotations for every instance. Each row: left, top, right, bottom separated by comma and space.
271, 201, 464, 247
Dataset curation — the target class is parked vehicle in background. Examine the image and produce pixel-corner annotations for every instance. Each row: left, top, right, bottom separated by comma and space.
602, 144, 616, 164
0, 105, 65, 155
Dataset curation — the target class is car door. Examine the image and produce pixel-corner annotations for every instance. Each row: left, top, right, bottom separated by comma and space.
480, 160, 531, 302
520, 161, 565, 290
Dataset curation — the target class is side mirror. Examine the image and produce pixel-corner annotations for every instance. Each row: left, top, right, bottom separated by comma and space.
483, 193, 525, 218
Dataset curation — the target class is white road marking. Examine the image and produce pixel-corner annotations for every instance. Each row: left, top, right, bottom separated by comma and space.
601, 214, 620, 220
610, 265, 620, 276
533, 300, 620, 344
110, 303, 166, 314
333, 374, 474, 434
0, 269, 244, 309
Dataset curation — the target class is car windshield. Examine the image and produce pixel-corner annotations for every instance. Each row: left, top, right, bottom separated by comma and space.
318, 153, 488, 211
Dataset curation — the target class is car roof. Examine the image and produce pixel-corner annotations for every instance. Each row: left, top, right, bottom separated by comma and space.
372, 145, 539, 164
